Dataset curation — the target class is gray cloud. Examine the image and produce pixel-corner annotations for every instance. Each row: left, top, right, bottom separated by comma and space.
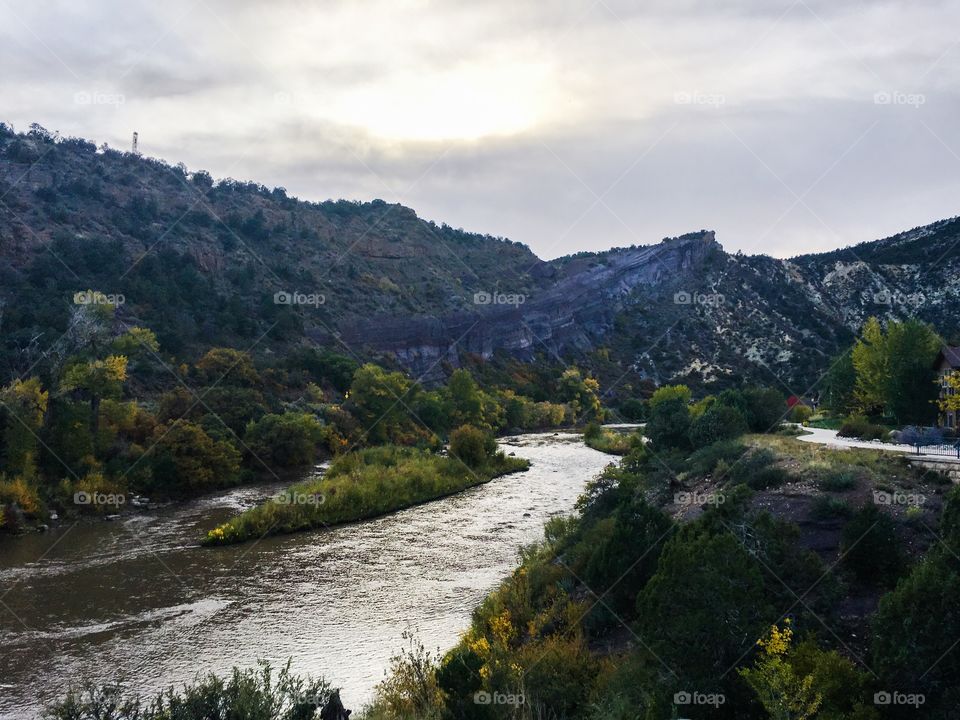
1, 0, 959, 259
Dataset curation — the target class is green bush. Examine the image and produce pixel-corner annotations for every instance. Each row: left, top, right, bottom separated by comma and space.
838, 416, 889, 441
645, 396, 691, 450
43, 662, 338, 720
688, 405, 748, 448
816, 468, 858, 492
841, 504, 903, 586
872, 551, 960, 716
686, 440, 747, 477
449, 425, 497, 469
243, 412, 327, 468
789, 404, 814, 423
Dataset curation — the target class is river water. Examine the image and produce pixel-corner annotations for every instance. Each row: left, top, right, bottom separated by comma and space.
0, 433, 614, 719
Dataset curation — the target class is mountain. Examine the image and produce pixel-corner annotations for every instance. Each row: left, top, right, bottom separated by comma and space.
1, 123, 957, 398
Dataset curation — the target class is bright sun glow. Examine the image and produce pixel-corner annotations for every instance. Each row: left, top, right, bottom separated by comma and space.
328, 59, 554, 142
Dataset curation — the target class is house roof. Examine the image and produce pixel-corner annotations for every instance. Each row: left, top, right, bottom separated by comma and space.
936, 346, 960, 369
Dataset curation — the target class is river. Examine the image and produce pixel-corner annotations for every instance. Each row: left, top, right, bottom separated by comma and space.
0, 432, 615, 718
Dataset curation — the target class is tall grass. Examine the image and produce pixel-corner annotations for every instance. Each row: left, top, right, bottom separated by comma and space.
203, 445, 528, 545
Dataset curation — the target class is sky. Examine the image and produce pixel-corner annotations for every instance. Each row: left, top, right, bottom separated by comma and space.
1, 0, 959, 260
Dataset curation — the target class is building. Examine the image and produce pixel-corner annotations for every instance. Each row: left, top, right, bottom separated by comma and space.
934, 346, 960, 428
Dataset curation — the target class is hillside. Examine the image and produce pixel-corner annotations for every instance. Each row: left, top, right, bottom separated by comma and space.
2, 123, 958, 397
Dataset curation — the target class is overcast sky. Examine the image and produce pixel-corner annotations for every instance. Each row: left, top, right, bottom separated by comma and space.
2, 0, 959, 259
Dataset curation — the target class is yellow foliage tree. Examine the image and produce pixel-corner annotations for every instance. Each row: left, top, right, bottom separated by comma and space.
739, 621, 822, 720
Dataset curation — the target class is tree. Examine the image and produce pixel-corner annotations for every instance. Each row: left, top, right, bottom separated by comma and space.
739, 622, 822, 720
243, 413, 326, 468
645, 396, 691, 449
872, 550, 960, 716
851, 317, 887, 415
346, 364, 420, 444
636, 529, 773, 685
648, 384, 691, 410
688, 404, 748, 447
59, 355, 128, 439
579, 495, 672, 615
822, 349, 856, 416
884, 319, 941, 424
741, 387, 787, 432
110, 326, 160, 358
557, 368, 602, 422
449, 425, 497, 469
149, 420, 241, 495
1, 377, 48, 476
852, 318, 940, 424
194, 347, 261, 387
445, 369, 485, 429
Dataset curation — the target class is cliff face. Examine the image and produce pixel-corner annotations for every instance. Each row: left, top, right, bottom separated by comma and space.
329, 232, 720, 380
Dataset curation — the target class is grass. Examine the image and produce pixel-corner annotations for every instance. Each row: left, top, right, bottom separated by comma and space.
583, 427, 637, 455
815, 469, 859, 492
810, 496, 853, 520
747, 434, 913, 476
202, 445, 529, 545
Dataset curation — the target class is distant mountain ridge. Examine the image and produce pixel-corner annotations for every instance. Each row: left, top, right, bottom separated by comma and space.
1, 123, 957, 396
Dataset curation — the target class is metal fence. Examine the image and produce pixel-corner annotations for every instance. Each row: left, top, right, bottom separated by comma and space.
911, 443, 960, 458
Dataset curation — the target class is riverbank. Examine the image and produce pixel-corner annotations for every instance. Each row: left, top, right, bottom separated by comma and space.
0, 432, 610, 718
202, 445, 529, 546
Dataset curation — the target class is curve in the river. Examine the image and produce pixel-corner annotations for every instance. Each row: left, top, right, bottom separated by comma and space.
0, 432, 614, 718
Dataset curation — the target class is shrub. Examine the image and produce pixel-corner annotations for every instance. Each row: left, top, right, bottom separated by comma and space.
449, 425, 497, 469
841, 504, 903, 586
43, 662, 338, 720
742, 387, 787, 432
718, 448, 789, 489
838, 416, 888, 441
746, 465, 791, 490
872, 551, 960, 715
811, 496, 853, 520
789, 404, 814, 424
648, 384, 690, 410
618, 398, 646, 421
687, 440, 747, 477
365, 632, 444, 720
645, 396, 691, 450
149, 420, 241, 496
243, 412, 327, 468
688, 405, 748, 448
816, 469, 858, 492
